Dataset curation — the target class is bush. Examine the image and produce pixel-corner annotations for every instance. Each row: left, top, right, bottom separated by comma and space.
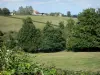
59, 21, 65, 30
0, 45, 43, 75
0, 31, 3, 48
2, 31, 17, 49
0, 45, 100, 75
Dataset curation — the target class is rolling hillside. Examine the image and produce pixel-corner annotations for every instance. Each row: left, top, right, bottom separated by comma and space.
0, 15, 77, 32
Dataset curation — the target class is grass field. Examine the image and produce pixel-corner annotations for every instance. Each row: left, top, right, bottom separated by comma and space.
1, 15, 100, 72
29, 52, 100, 71
0, 15, 77, 32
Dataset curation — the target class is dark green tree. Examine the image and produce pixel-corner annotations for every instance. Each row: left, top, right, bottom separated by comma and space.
40, 21, 66, 52
17, 17, 41, 52
59, 21, 65, 41
50, 12, 61, 16
2, 8, 10, 16
0, 8, 3, 15
71, 8, 100, 51
67, 11, 71, 17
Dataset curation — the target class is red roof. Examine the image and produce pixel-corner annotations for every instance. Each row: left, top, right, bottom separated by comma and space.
33, 10, 40, 14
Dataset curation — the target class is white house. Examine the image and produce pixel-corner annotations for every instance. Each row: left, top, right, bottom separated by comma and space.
10, 12, 15, 15
32, 10, 41, 15
32, 10, 46, 16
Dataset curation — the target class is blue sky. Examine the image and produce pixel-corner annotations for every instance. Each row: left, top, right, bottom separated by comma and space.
0, 0, 100, 15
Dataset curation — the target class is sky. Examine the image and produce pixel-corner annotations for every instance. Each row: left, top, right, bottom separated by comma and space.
0, 0, 100, 15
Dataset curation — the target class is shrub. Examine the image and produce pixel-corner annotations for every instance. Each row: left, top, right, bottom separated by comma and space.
0, 45, 100, 75
0, 31, 3, 48
2, 31, 17, 49
59, 21, 65, 30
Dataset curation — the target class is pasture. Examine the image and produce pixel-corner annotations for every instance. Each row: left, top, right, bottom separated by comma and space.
30, 52, 100, 71
0, 15, 77, 32
0, 15, 100, 72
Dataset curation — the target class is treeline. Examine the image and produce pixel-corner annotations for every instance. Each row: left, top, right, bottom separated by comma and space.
13, 6, 33, 15
17, 18, 66, 52
1, 8, 100, 52
0, 8, 10, 16
49, 12, 62, 16
65, 8, 100, 52
0, 17, 66, 53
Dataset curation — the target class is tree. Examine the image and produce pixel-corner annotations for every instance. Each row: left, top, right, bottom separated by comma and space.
50, 12, 60, 16
64, 19, 75, 51
13, 10, 16, 15
71, 8, 100, 51
2, 8, 10, 16
72, 15, 78, 18
0, 8, 3, 15
50, 12, 55, 16
17, 17, 41, 52
17, 6, 33, 15
40, 22, 66, 52
18, 6, 25, 15
28, 6, 33, 15
97, 8, 100, 16
67, 11, 71, 17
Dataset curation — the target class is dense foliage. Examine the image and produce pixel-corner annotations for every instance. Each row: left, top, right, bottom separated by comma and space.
66, 8, 100, 51
67, 11, 71, 17
64, 18, 75, 51
0, 31, 3, 48
40, 21, 66, 52
0, 8, 10, 16
17, 17, 41, 52
0, 45, 100, 75
1, 8, 100, 75
17, 18, 66, 52
14, 6, 33, 15
50, 12, 62, 16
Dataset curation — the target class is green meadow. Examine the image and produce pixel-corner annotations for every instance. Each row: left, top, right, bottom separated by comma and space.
0, 15, 100, 71
0, 15, 77, 32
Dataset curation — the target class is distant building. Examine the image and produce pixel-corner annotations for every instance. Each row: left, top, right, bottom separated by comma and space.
32, 10, 39, 15
32, 10, 42, 15
59, 13, 62, 17
32, 10, 47, 16
10, 12, 15, 15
